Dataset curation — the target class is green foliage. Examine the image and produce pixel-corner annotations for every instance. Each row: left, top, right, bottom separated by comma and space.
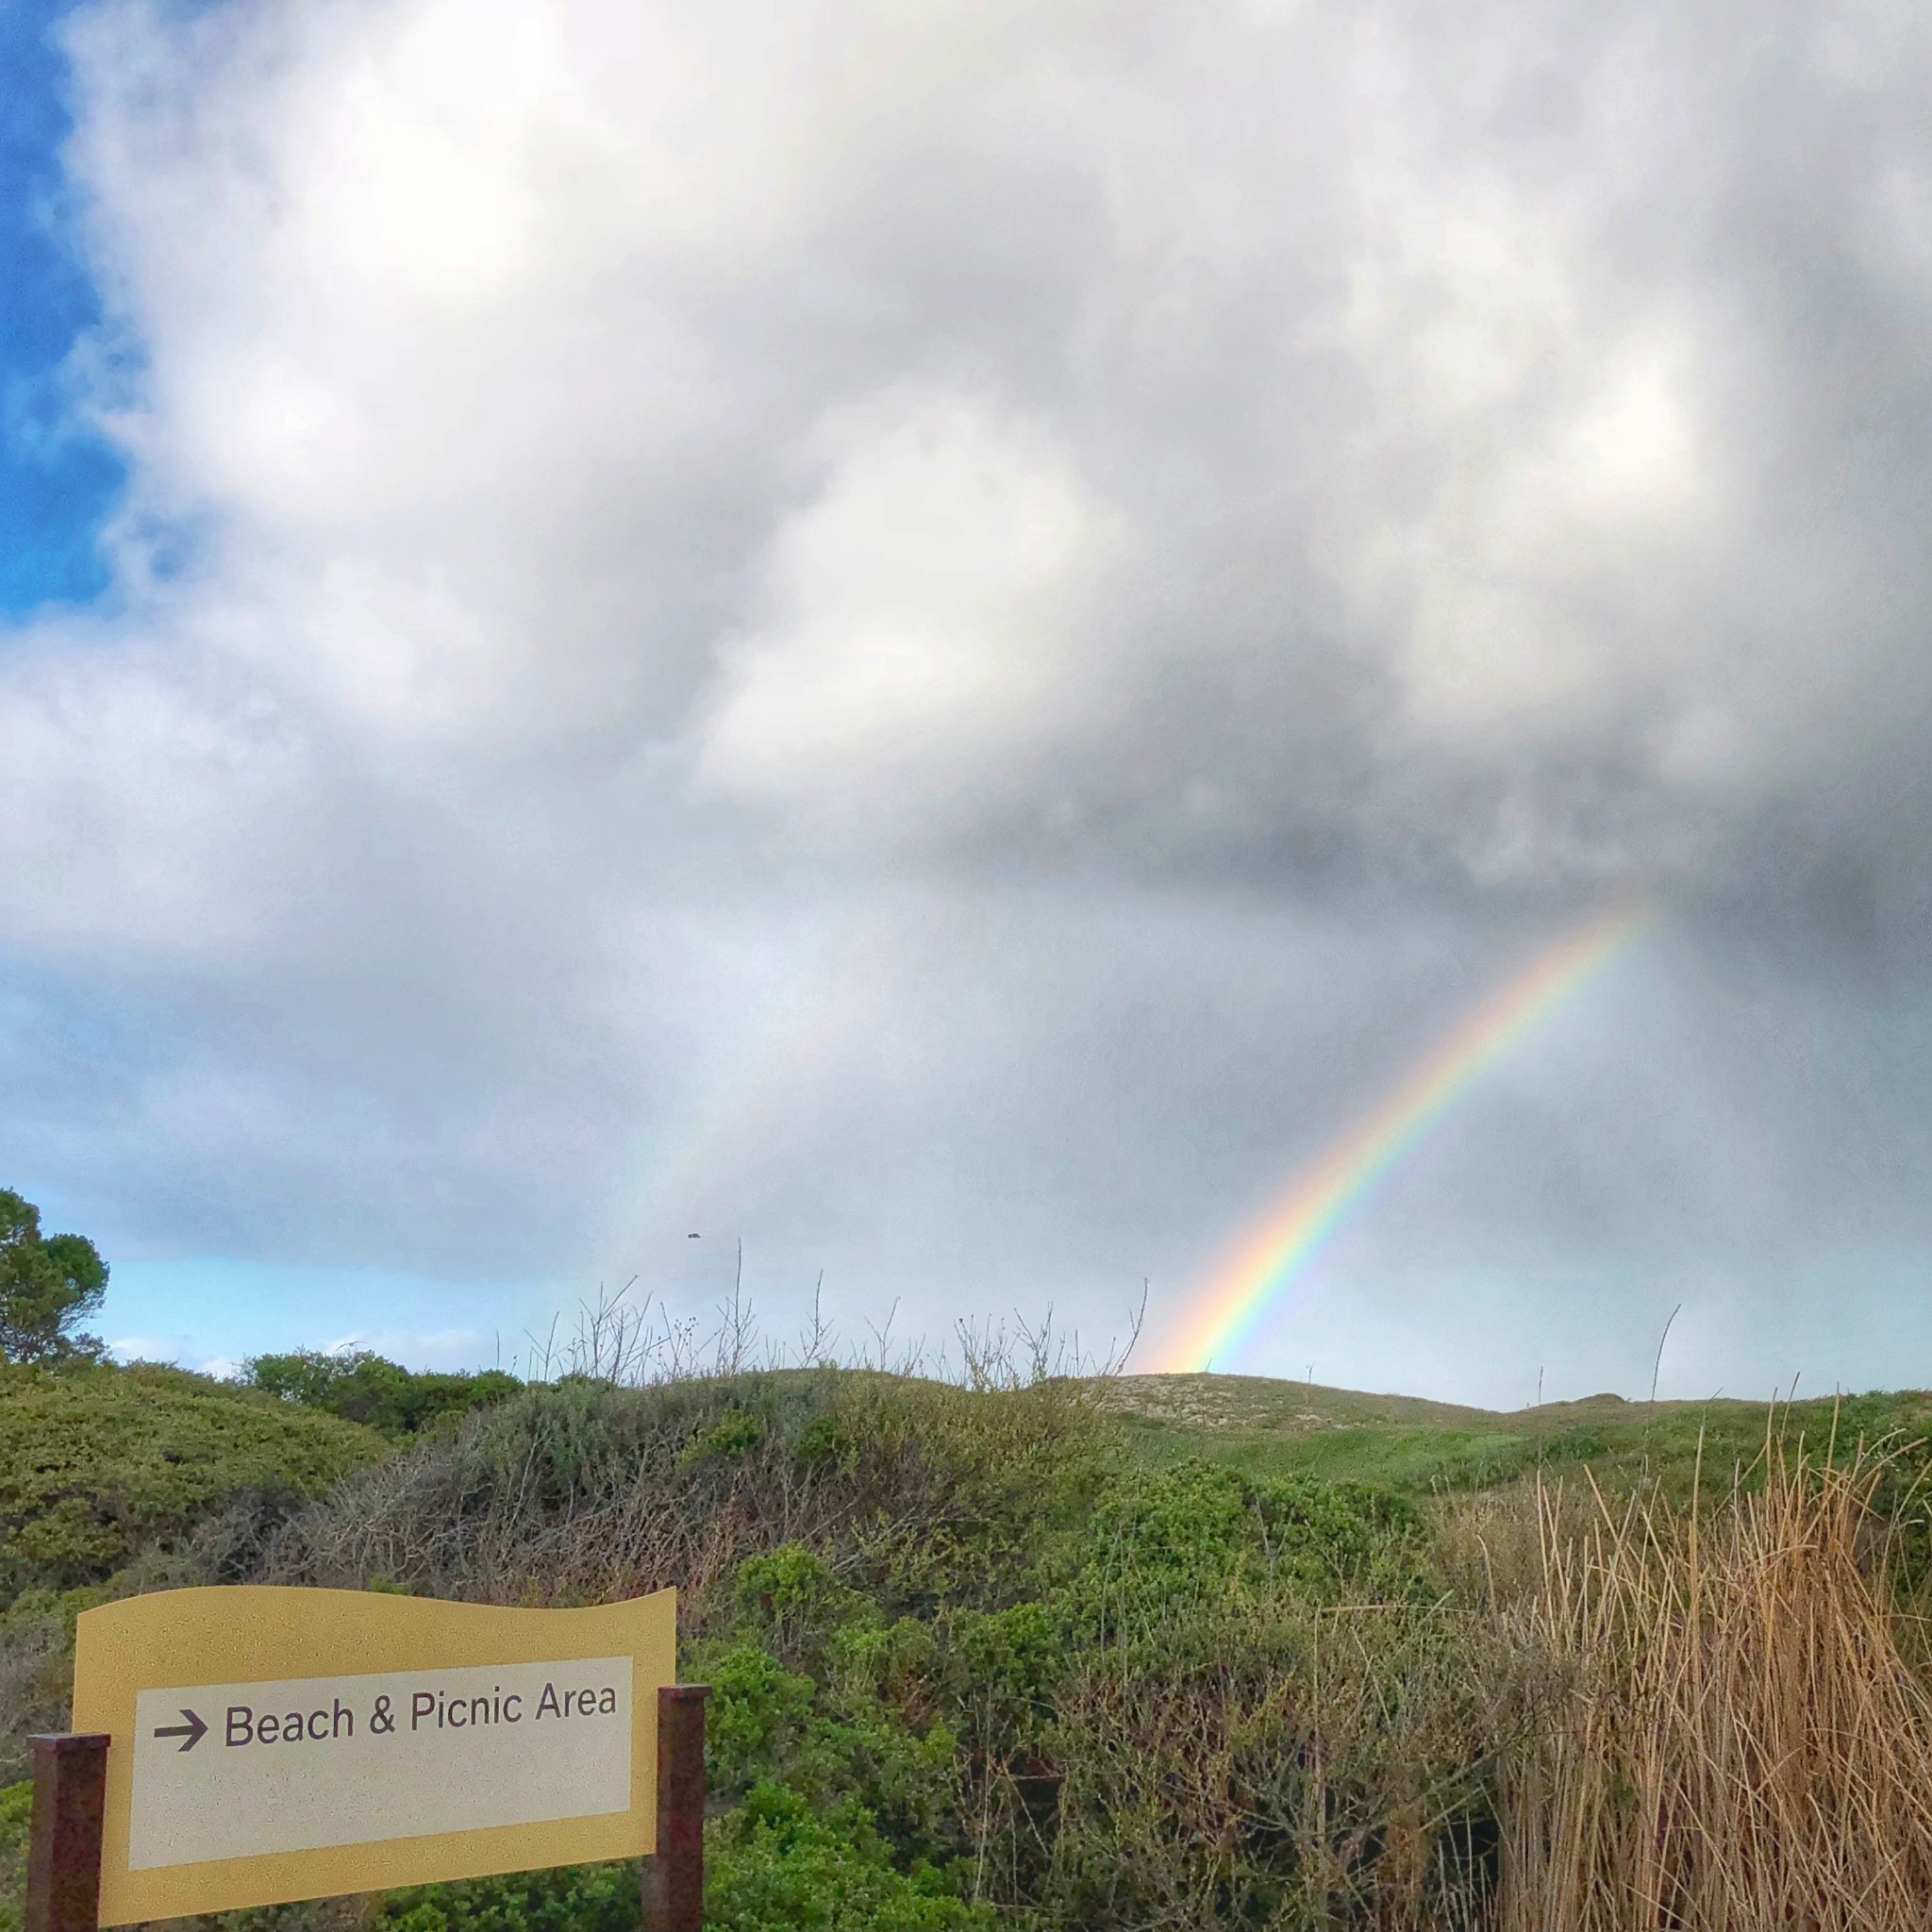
0, 1777, 27, 1932
680, 1452, 1448, 1926
683, 1408, 765, 1464
364, 1807, 994, 1932
733, 1544, 872, 1670
3, 1361, 1771, 1932
270, 1368, 1115, 1611
1146, 1423, 1558, 1492
1068, 1458, 1429, 1626
704, 1550, 963, 1865
707, 1783, 992, 1932
939, 1600, 1061, 1752
706, 1641, 818, 1794
244, 1351, 521, 1439
372, 1861, 637, 1932
377, 1544, 988, 1932
6, 1360, 1926, 1932
1117, 1378, 1932, 1510
0, 1190, 107, 1367
0, 1365, 385, 1597
0, 1363, 1510, 1932
0, 1580, 124, 1764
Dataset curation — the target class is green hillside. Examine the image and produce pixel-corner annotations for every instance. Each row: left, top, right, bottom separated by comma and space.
0, 1362, 389, 1778
0, 1362, 388, 1594
5, 1356, 1932, 1931
1105, 1372, 1932, 1499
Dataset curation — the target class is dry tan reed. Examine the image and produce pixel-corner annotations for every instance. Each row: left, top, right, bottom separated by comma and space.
1500, 1434, 1932, 1931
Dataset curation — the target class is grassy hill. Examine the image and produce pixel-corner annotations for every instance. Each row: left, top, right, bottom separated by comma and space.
6, 1357, 1932, 1930
1104, 1371, 1932, 1499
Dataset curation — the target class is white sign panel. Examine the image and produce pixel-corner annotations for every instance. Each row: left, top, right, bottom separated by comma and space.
129, 1657, 633, 1868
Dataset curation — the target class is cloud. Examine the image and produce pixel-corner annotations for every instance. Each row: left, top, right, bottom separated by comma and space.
695, 391, 1126, 841
3, 0, 1931, 1393
47, 0, 1932, 886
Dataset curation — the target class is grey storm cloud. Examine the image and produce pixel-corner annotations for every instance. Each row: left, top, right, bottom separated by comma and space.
2, 0, 1931, 1396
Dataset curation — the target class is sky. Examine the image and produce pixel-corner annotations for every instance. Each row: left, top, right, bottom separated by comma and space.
3, 0, 1932, 1406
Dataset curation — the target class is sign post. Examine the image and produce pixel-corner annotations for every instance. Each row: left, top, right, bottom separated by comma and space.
25, 1734, 108, 1932
26, 1586, 705, 1932
642, 1686, 709, 1932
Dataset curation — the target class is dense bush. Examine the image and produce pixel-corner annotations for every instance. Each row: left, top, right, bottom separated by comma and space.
262, 1368, 1113, 1615
245, 1350, 522, 1439
0, 1776, 25, 1932
373, 1793, 993, 1932
707, 1784, 993, 1932
373, 1859, 639, 1932
158, 1371, 1490, 1930
0, 1364, 383, 1599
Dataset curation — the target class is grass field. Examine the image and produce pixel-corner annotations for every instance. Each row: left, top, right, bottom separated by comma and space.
1103, 1372, 1932, 1500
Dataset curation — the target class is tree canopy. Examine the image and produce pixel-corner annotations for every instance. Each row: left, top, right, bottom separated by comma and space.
244, 1348, 520, 1436
0, 1189, 108, 1366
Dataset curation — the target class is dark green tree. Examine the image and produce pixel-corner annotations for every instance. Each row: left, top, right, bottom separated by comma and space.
244, 1348, 520, 1436
0, 1189, 108, 1365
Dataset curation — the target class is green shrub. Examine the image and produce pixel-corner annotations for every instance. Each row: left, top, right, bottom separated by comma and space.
701, 1608, 959, 1870
268, 1370, 1115, 1615
732, 1545, 871, 1672
0, 1364, 1508, 1932
363, 1787, 992, 1932
245, 1352, 521, 1439
705, 1641, 818, 1795
707, 1782, 991, 1932
0, 1777, 28, 1932
1065, 1458, 1429, 1631
372, 1861, 636, 1932
0, 1366, 384, 1598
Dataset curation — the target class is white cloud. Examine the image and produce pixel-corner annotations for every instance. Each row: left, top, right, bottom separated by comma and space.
696, 392, 1124, 841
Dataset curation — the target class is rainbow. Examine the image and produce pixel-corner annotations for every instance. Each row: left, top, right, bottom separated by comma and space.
1153, 907, 1649, 1374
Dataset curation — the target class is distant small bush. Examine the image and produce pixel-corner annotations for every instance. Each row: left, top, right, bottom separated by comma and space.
244, 1351, 521, 1439
1068, 1457, 1429, 1621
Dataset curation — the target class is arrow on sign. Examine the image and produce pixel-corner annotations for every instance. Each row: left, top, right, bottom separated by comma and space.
154, 1709, 208, 1753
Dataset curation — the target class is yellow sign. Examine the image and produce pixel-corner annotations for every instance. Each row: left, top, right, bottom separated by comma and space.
72, 1584, 677, 1925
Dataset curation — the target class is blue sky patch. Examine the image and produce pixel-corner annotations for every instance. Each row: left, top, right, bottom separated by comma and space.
1, 0, 125, 616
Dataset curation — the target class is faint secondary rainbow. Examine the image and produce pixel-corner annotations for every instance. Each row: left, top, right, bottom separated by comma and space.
1153, 906, 1650, 1374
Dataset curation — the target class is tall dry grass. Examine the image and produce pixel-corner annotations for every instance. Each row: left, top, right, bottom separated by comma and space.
1498, 1436, 1932, 1931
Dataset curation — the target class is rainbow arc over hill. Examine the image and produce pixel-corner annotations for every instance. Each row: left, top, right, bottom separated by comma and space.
1154, 907, 1648, 1374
